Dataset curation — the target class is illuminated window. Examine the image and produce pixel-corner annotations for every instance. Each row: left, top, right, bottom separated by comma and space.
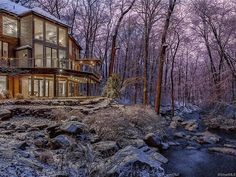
46, 23, 57, 44
46, 47, 58, 68
0, 76, 7, 93
3, 16, 18, 37
59, 28, 66, 47
34, 43, 43, 67
34, 18, 44, 40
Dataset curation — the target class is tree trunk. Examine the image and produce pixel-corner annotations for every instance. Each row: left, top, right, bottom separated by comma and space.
155, 0, 177, 114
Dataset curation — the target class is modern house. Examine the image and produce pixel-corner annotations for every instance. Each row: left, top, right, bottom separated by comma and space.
0, 0, 100, 98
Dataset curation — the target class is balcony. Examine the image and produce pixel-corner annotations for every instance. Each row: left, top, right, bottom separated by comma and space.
0, 57, 101, 80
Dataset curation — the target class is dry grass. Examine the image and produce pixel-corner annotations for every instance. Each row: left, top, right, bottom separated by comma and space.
83, 105, 166, 142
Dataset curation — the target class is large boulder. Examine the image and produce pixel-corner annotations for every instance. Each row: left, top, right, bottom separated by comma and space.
48, 135, 74, 150
103, 146, 166, 177
144, 133, 162, 149
0, 109, 12, 121
60, 121, 88, 135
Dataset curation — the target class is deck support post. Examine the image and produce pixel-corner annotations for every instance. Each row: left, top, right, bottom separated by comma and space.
53, 74, 57, 98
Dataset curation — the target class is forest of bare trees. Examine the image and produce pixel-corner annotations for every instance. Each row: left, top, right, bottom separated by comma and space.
12, 0, 236, 113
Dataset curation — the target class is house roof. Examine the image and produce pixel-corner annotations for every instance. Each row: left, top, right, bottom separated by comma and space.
0, 0, 69, 27
0, 0, 29, 15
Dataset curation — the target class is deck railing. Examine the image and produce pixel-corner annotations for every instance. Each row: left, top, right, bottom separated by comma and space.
0, 58, 101, 78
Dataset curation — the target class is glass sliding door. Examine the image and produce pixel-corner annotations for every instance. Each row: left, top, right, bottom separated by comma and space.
58, 80, 66, 97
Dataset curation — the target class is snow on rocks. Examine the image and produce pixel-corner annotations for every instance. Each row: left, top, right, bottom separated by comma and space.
104, 146, 166, 177
0, 109, 12, 121
208, 147, 236, 156
0, 98, 170, 176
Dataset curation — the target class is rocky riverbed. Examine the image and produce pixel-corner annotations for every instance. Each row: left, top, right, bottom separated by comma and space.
0, 98, 236, 177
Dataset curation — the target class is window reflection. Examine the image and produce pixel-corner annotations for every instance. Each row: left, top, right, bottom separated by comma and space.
46, 23, 57, 44
3, 16, 17, 37
34, 18, 44, 40
59, 28, 66, 47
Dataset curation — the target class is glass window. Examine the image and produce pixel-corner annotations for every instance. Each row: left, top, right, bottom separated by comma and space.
34, 18, 44, 40
59, 28, 66, 47
3, 42, 8, 58
3, 16, 18, 37
59, 50, 66, 68
52, 49, 57, 68
34, 43, 43, 67
46, 23, 57, 44
46, 47, 58, 68
0, 76, 7, 93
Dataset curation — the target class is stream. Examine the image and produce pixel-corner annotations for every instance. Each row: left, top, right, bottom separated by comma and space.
162, 112, 236, 177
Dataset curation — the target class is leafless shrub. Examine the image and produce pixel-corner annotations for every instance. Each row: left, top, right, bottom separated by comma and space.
15, 93, 24, 100
2, 90, 11, 99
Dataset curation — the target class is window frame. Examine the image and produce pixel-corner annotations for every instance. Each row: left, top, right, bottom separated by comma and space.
2, 16, 18, 37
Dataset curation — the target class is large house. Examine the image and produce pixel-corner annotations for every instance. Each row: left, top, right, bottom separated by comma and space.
0, 0, 100, 98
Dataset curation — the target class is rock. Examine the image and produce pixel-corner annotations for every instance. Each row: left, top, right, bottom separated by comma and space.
93, 141, 119, 158
172, 116, 184, 122
18, 158, 43, 171
0, 109, 12, 121
46, 124, 61, 138
33, 131, 45, 139
34, 138, 48, 148
169, 121, 178, 129
168, 141, 180, 146
60, 121, 87, 135
161, 142, 169, 150
174, 132, 186, 138
196, 131, 220, 144
140, 146, 168, 164
49, 135, 73, 150
32, 124, 48, 130
17, 142, 29, 151
144, 133, 162, 149
208, 147, 236, 156
103, 146, 165, 177
34, 149, 54, 164
182, 119, 198, 132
